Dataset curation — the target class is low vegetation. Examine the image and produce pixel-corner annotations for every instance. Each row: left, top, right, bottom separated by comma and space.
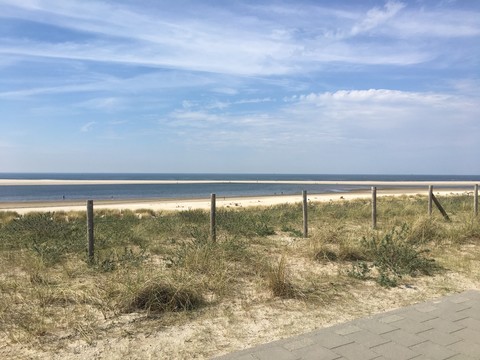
0, 194, 479, 358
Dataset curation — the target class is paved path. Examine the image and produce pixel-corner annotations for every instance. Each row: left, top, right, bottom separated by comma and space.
214, 290, 480, 360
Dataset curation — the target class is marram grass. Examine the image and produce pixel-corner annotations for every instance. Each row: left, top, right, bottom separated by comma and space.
0, 194, 479, 350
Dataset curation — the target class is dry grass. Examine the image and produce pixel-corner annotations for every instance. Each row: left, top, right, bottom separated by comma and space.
0, 194, 479, 359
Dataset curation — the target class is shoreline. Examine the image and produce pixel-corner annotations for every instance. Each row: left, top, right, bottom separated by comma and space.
0, 187, 473, 214
0, 179, 478, 186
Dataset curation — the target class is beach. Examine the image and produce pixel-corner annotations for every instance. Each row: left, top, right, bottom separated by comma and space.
0, 184, 474, 214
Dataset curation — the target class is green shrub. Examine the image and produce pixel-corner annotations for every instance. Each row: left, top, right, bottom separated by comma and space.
360, 224, 440, 287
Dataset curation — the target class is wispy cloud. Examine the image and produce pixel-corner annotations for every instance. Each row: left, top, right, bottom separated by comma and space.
80, 121, 96, 132
2, 0, 478, 76
350, 0, 406, 36
78, 97, 124, 111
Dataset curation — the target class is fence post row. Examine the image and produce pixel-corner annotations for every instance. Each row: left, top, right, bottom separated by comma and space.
87, 200, 94, 262
475, 184, 478, 216
302, 190, 308, 238
210, 193, 216, 242
84, 185, 476, 257
372, 186, 377, 229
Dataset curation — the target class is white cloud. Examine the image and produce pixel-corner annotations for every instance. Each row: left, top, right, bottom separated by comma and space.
161, 88, 480, 153
351, 1, 406, 36
80, 121, 96, 132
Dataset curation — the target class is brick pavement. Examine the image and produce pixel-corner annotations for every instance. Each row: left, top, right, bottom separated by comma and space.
214, 290, 480, 360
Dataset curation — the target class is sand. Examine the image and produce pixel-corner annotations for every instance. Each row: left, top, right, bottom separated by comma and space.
0, 186, 474, 214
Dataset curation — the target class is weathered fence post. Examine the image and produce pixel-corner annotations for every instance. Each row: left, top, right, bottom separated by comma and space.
428, 185, 433, 216
302, 190, 308, 238
428, 185, 450, 221
432, 194, 450, 221
372, 186, 377, 229
210, 193, 216, 242
474, 184, 478, 216
87, 200, 94, 263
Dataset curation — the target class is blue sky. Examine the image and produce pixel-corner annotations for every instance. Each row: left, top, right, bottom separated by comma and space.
0, 0, 479, 174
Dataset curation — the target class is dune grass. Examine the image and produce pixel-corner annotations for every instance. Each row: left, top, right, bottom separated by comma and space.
0, 194, 479, 355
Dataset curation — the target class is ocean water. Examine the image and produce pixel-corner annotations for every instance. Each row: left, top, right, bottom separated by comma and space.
0, 173, 478, 203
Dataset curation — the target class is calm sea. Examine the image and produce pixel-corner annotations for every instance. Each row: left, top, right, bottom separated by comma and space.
0, 173, 478, 203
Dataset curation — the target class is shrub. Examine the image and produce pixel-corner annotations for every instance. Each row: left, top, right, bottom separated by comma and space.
348, 224, 440, 287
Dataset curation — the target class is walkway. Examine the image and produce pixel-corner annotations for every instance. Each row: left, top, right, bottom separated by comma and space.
214, 290, 480, 360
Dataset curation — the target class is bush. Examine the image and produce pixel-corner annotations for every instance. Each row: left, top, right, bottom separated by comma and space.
348, 224, 440, 287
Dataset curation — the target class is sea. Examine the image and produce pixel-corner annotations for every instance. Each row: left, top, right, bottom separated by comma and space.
0, 173, 479, 203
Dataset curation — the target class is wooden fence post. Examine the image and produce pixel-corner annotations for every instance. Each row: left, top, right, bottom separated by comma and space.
302, 190, 308, 238
475, 184, 478, 216
87, 200, 94, 263
432, 194, 450, 221
428, 186, 450, 221
210, 193, 216, 242
372, 186, 377, 229
428, 185, 433, 216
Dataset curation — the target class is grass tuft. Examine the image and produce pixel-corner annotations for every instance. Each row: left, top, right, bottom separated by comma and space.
126, 281, 204, 313
267, 256, 297, 298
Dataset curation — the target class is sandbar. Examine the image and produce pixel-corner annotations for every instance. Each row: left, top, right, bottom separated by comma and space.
0, 179, 478, 186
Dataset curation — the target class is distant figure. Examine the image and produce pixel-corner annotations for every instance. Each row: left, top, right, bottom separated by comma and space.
62, 195, 65, 200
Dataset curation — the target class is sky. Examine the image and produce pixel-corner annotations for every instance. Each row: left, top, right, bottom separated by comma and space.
0, 0, 479, 174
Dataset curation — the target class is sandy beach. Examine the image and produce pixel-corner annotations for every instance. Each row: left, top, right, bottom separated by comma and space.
0, 186, 474, 214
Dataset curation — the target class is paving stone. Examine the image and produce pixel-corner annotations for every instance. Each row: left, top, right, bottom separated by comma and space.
356, 319, 398, 335
390, 318, 434, 334
382, 329, 427, 347
310, 331, 355, 349
379, 314, 404, 324
410, 340, 458, 360
398, 309, 438, 323
253, 346, 299, 360
282, 337, 316, 351
345, 329, 391, 348
414, 304, 438, 313
421, 317, 466, 334
291, 343, 343, 360
370, 341, 419, 360
447, 354, 477, 360
454, 307, 480, 321
450, 327, 480, 345
450, 296, 472, 304
417, 328, 462, 346
434, 301, 471, 313
331, 342, 379, 360
455, 317, 480, 332
334, 324, 363, 336
428, 308, 470, 322
448, 340, 480, 358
